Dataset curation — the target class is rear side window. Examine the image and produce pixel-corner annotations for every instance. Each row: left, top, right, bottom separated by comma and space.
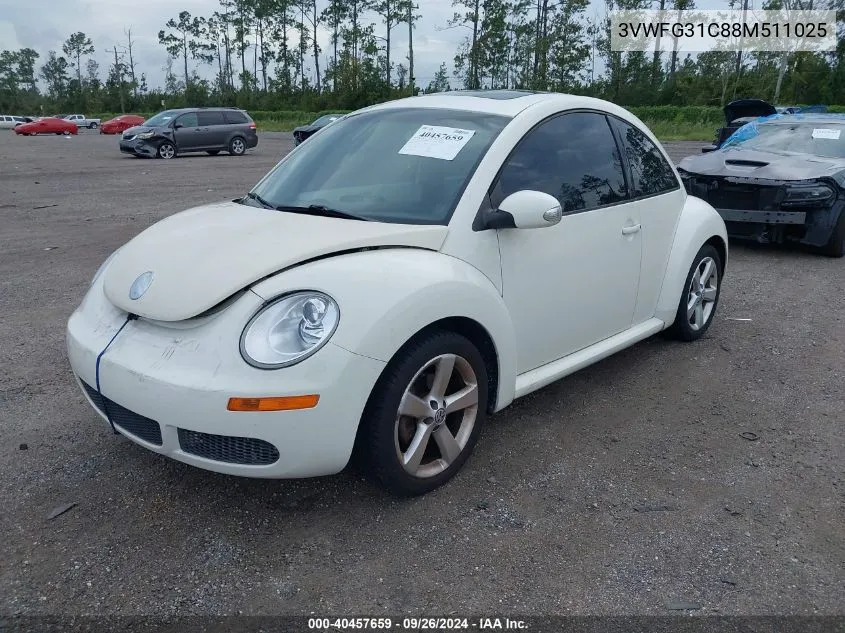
198, 111, 225, 126
223, 110, 249, 124
496, 112, 628, 213
612, 119, 679, 197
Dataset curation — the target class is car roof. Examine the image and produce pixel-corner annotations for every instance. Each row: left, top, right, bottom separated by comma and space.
760, 113, 845, 125
164, 107, 246, 112
365, 90, 631, 119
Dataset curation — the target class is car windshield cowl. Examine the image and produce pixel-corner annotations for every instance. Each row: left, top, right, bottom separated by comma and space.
243, 193, 370, 221
249, 107, 510, 226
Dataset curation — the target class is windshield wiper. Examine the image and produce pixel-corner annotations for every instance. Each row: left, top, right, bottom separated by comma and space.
244, 191, 275, 209
274, 204, 370, 221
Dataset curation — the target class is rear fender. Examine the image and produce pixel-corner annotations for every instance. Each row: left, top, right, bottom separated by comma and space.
655, 196, 728, 325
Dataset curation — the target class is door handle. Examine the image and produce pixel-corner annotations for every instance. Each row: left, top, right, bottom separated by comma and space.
621, 224, 642, 235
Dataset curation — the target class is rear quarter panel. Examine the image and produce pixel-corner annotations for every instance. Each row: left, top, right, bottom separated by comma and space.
654, 195, 728, 325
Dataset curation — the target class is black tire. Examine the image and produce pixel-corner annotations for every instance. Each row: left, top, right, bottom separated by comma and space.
228, 136, 246, 156
665, 244, 723, 342
821, 212, 845, 258
355, 330, 488, 496
156, 142, 176, 159
89, 122, 98, 129
206, 150, 220, 155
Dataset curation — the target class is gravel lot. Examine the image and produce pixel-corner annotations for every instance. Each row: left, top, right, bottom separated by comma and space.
1, 130, 843, 617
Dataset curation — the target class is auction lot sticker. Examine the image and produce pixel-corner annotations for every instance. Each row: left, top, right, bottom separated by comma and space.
399, 125, 476, 160
812, 128, 841, 140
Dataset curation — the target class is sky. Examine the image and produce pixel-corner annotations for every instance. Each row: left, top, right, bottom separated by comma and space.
0, 0, 480, 90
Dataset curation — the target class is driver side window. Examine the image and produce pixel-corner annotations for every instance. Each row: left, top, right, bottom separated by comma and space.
176, 112, 198, 128
494, 112, 628, 214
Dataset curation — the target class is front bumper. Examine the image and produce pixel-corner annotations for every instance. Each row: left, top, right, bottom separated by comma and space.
716, 208, 807, 224
66, 280, 386, 478
119, 139, 156, 156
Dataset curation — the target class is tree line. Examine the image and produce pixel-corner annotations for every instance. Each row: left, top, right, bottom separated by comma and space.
1, 0, 845, 117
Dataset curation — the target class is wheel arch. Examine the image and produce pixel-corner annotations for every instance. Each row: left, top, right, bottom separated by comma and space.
655, 196, 729, 326
249, 248, 519, 413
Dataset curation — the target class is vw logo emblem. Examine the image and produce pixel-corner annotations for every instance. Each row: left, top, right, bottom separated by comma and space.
129, 271, 154, 300
434, 408, 447, 426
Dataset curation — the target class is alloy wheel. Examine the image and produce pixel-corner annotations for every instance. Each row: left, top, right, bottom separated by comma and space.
231, 138, 245, 154
394, 353, 479, 478
686, 256, 719, 331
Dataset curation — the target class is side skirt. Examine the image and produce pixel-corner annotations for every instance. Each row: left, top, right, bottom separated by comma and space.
513, 318, 665, 399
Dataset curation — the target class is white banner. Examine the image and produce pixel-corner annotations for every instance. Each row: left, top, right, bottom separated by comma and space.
610, 9, 837, 53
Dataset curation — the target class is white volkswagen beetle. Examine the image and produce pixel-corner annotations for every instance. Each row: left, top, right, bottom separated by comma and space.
67, 90, 727, 495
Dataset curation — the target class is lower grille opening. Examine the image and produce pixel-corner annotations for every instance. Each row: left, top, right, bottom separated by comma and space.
178, 428, 280, 465
80, 380, 163, 446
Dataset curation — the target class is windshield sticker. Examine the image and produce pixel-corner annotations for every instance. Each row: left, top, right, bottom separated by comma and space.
812, 128, 841, 140
398, 125, 477, 160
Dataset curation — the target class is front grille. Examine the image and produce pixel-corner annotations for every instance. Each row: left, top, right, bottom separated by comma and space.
178, 428, 279, 465
79, 380, 163, 446
708, 186, 759, 210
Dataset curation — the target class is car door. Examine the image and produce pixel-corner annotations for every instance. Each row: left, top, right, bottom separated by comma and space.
172, 112, 201, 151
493, 111, 643, 374
197, 111, 227, 149
609, 116, 686, 323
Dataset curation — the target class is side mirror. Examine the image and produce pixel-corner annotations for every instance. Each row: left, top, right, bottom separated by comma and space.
496, 190, 562, 229
701, 145, 718, 153
173, 122, 183, 130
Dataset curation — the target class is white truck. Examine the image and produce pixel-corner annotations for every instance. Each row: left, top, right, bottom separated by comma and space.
63, 114, 101, 129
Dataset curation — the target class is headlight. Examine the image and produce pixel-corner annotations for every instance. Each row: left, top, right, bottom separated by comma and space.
782, 183, 836, 207
240, 292, 340, 369
137, 131, 155, 139
91, 249, 121, 285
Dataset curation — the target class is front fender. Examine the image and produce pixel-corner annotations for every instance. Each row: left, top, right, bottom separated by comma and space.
249, 248, 518, 411
655, 196, 728, 325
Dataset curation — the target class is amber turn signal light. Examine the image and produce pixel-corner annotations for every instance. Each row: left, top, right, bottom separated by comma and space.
227, 395, 320, 412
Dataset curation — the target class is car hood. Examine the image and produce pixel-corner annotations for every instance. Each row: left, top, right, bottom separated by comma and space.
102, 201, 449, 321
724, 99, 776, 123
123, 125, 154, 136
678, 148, 845, 183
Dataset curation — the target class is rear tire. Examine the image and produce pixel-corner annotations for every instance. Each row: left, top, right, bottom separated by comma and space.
821, 212, 845, 258
228, 136, 246, 156
355, 330, 488, 496
156, 142, 176, 159
665, 244, 722, 342
89, 122, 98, 129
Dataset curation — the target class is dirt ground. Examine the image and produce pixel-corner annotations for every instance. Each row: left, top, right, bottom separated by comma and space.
0, 130, 843, 617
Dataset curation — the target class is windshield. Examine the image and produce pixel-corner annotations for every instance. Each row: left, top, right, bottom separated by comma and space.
311, 114, 343, 126
250, 108, 509, 225
143, 110, 179, 127
726, 121, 845, 159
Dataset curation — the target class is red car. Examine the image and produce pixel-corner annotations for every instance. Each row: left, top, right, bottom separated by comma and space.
99, 114, 146, 135
14, 117, 78, 136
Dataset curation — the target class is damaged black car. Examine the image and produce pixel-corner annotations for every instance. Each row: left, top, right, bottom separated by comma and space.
702, 99, 777, 153
292, 113, 345, 146
678, 114, 845, 257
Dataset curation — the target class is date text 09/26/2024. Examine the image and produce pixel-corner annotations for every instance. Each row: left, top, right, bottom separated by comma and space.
307, 617, 528, 630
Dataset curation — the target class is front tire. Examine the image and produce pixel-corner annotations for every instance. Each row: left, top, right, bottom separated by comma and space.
156, 142, 176, 159
821, 212, 845, 258
228, 136, 246, 156
356, 330, 488, 496
665, 244, 722, 341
